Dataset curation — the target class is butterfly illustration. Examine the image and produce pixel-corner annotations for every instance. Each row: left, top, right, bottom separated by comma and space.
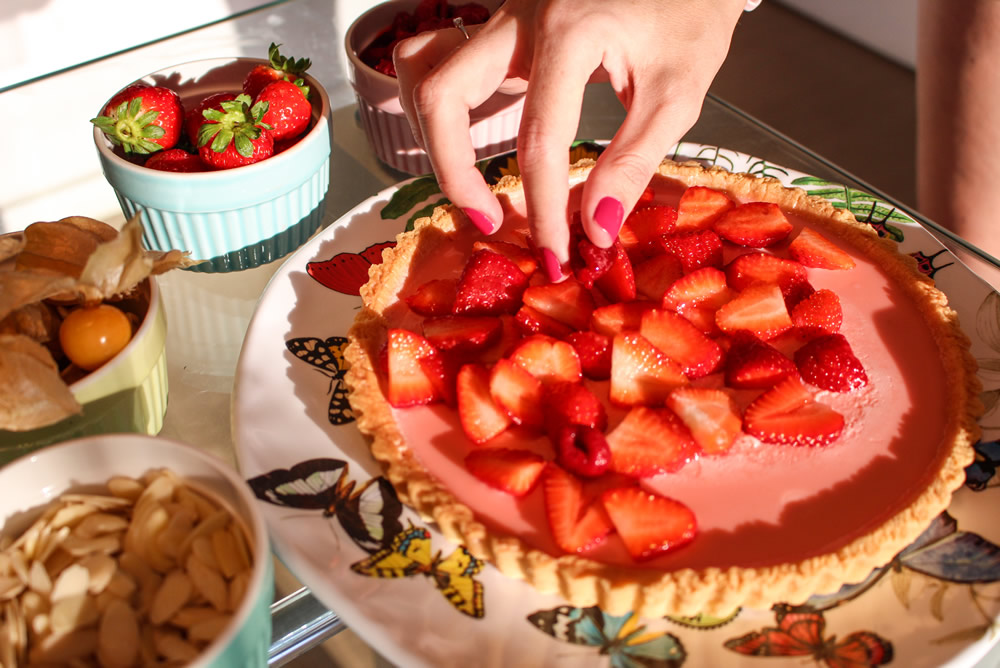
724, 605, 893, 668
307, 241, 396, 295
247, 458, 403, 554
527, 605, 686, 668
350, 524, 485, 618
285, 335, 354, 426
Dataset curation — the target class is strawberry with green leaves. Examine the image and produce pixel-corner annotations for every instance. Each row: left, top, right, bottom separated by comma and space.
255, 79, 312, 140
243, 43, 312, 99
91, 83, 183, 154
196, 94, 274, 170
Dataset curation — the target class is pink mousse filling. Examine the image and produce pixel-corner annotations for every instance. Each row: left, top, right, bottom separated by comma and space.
384, 175, 949, 571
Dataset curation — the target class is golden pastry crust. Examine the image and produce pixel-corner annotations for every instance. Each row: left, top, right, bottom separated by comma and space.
344, 158, 981, 617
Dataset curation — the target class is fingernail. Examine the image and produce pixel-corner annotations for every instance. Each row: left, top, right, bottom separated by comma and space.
541, 248, 567, 283
463, 208, 495, 235
594, 197, 625, 243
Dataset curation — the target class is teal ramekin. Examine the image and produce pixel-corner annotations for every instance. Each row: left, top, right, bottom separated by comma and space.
93, 58, 332, 273
0, 434, 275, 667
0, 278, 168, 465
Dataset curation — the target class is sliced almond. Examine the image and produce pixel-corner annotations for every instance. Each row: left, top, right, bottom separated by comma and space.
187, 613, 232, 644
29, 627, 98, 664
155, 506, 196, 560
27, 559, 52, 596
189, 536, 219, 571
227, 570, 250, 613
48, 502, 98, 530
97, 598, 139, 668
74, 512, 129, 539
9, 550, 28, 584
60, 533, 121, 558
106, 475, 145, 502
170, 605, 220, 629
210, 528, 244, 579
0, 575, 24, 601
152, 628, 199, 663
36, 525, 71, 564
76, 553, 116, 596
49, 593, 98, 635
185, 554, 227, 612
149, 570, 192, 625
59, 494, 131, 510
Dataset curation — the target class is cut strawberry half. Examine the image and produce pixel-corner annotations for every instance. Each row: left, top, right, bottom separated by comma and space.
743, 376, 845, 447
473, 240, 538, 277
453, 249, 529, 316
790, 288, 843, 339
595, 240, 637, 303
675, 186, 735, 232
489, 358, 544, 428
510, 335, 583, 384
601, 487, 696, 560
634, 254, 684, 302
554, 425, 612, 478
666, 387, 742, 455
590, 301, 658, 337
542, 381, 608, 437
566, 331, 612, 380
465, 448, 547, 497
715, 284, 793, 340
542, 465, 615, 554
639, 309, 723, 379
794, 333, 868, 392
479, 314, 522, 364
610, 333, 688, 406
457, 363, 512, 444
573, 238, 615, 288
405, 278, 457, 316
605, 406, 698, 477
515, 305, 575, 339
788, 228, 856, 270
661, 267, 732, 312
619, 205, 677, 260
724, 252, 808, 296
713, 202, 793, 248
724, 332, 798, 389
522, 279, 596, 331
659, 229, 724, 273
386, 329, 445, 407
422, 315, 501, 353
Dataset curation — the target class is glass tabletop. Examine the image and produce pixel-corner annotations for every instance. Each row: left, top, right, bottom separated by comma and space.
3, 0, 1000, 665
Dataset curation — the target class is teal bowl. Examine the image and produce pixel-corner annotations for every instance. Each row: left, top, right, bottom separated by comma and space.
0, 434, 274, 666
93, 58, 332, 273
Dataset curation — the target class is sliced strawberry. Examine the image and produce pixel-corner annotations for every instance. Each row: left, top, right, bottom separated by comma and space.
457, 363, 512, 444
743, 376, 845, 447
659, 229, 724, 273
554, 425, 612, 478
635, 185, 655, 208
666, 387, 742, 455
542, 465, 615, 554
724, 332, 798, 389
595, 240, 637, 302
790, 288, 843, 338
418, 349, 458, 406
452, 249, 529, 316
713, 202, 793, 247
543, 381, 608, 436
788, 228, 856, 270
639, 309, 723, 379
573, 238, 615, 288
515, 305, 575, 339
715, 284, 793, 340
510, 335, 583, 384
422, 315, 501, 353
590, 301, 657, 337
479, 315, 522, 364
605, 406, 698, 477
675, 186, 735, 232
619, 205, 677, 260
473, 240, 538, 277
465, 448, 547, 496
794, 333, 868, 392
522, 279, 596, 331
661, 267, 732, 312
601, 487, 696, 560
404, 278, 457, 316
386, 329, 444, 407
566, 331, 612, 380
633, 253, 684, 302
610, 333, 688, 406
675, 304, 723, 335
724, 252, 808, 296
489, 358, 544, 428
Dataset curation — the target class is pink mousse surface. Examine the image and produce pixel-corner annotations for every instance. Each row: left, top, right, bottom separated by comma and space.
384, 175, 949, 571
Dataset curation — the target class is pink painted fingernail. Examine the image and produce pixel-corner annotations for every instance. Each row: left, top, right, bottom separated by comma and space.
594, 197, 625, 242
463, 208, 495, 235
541, 248, 567, 283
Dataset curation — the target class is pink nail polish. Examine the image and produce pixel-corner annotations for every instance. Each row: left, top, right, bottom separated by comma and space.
594, 197, 624, 242
463, 208, 495, 235
541, 248, 567, 283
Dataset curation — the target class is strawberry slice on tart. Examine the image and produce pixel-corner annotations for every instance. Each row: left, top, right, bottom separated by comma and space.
601, 487, 697, 561
743, 376, 845, 447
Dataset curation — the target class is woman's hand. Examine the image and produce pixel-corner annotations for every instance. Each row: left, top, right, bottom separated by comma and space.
394, 0, 746, 280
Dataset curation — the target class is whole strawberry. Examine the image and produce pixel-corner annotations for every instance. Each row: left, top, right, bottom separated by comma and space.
184, 92, 237, 144
255, 79, 311, 140
91, 83, 183, 154
197, 94, 274, 170
145, 148, 207, 172
243, 43, 312, 99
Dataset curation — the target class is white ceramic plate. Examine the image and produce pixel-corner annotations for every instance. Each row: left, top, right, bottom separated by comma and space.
233, 143, 1000, 668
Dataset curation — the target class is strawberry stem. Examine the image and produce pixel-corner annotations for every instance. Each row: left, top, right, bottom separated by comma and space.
197, 94, 272, 158
90, 97, 165, 154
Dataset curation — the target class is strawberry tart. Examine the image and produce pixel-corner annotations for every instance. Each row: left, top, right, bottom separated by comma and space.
344, 159, 981, 617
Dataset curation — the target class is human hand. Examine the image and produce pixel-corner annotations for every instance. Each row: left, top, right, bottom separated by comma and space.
394, 0, 746, 281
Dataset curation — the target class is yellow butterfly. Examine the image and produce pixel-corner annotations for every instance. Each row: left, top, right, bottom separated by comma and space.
350, 524, 485, 618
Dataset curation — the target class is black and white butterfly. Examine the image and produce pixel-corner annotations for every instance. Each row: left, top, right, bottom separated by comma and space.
286, 336, 354, 426
247, 458, 403, 553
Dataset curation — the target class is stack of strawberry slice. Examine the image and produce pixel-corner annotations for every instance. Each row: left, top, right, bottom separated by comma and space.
380, 184, 868, 562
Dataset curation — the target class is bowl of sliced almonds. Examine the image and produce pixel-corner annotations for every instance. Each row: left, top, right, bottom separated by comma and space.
0, 434, 273, 666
